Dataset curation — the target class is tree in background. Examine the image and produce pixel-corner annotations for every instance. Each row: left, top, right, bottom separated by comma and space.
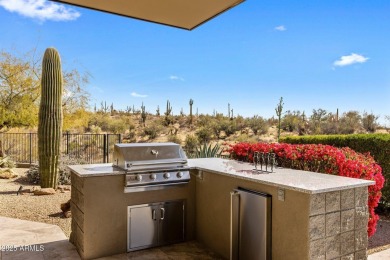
309, 108, 328, 134
0, 48, 90, 130
275, 97, 284, 142
0, 50, 40, 129
339, 111, 361, 134
281, 110, 303, 132
362, 112, 379, 133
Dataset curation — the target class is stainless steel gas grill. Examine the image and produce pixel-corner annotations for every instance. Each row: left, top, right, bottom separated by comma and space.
113, 143, 191, 192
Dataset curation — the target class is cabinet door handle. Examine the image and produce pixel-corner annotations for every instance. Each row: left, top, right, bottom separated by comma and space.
160, 208, 165, 220
152, 209, 156, 220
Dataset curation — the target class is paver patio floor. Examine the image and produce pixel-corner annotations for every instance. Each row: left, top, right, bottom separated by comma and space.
0, 216, 222, 260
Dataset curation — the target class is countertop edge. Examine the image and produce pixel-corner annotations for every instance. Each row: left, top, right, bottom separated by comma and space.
68, 160, 375, 194
190, 166, 375, 194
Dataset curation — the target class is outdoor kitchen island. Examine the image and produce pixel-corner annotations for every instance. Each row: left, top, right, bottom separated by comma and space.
68, 157, 374, 260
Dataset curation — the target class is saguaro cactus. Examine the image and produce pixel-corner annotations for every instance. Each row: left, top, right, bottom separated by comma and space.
165, 100, 172, 116
275, 97, 284, 143
189, 99, 194, 124
38, 48, 63, 188
156, 105, 160, 116
141, 102, 147, 126
165, 100, 173, 125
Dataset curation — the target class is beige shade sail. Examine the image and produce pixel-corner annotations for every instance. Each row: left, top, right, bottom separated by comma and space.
50, 0, 245, 30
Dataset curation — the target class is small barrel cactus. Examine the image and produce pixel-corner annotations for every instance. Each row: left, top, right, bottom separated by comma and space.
38, 47, 63, 188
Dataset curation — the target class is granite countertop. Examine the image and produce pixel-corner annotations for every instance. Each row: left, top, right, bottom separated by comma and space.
68, 158, 375, 194
68, 164, 125, 177
188, 158, 375, 194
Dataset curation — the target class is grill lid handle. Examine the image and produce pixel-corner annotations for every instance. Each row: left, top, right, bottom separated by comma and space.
126, 159, 187, 167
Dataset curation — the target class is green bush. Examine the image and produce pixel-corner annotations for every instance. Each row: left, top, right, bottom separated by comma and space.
281, 134, 390, 208
167, 135, 182, 144
247, 116, 269, 135
192, 142, 223, 159
184, 135, 198, 156
196, 127, 213, 143
143, 123, 162, 139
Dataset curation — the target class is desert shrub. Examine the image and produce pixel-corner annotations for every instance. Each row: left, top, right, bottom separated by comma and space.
247, 115, 268, 135
184, 135, 199, 155
235, 134, 258, 143
107, 119, 127, 134
197, 115, 213, 127
89, 114, 132, 134
125, 131, 136, 143
281, 134, 390, 210
0, 156, 15, 168
228, 142, 384, 237
233, 115, 246, 132
167, 135, 182, 144
196, 126, 213, 143
89, 125, 102, 134
218, 118, 238, 137
144, 125, 161, 139
27, 155, 88, 185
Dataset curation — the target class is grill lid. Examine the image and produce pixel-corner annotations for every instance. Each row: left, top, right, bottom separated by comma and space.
113, 143, 188, 171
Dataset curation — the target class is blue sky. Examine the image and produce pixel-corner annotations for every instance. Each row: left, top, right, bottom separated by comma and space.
1, 0, 389, 123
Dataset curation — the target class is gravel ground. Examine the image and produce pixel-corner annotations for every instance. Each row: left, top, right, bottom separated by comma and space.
0, 168, 71, 237
1, 168, 390, 254
368, 215, 390, 254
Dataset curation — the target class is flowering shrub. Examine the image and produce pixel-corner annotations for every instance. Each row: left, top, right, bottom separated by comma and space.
228, 142, 385, 237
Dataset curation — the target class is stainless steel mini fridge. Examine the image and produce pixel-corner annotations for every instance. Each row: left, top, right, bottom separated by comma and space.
230, 187, 272, 260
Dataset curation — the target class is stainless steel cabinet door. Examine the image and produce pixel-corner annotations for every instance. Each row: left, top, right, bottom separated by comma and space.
158, 201, 185, 245
231, 188, 271, 260
128, 204, 159, 250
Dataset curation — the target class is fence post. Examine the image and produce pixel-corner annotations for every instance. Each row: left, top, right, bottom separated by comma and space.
103, 134, 107, 163
29, 133, 32, 165
118, 134, 122, 143
66, 131, 70, 154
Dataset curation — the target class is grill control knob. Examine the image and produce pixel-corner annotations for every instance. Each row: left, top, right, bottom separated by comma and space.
136, 174, 142, 182
150, 173, 157, 180
163, 173, 171, 179
177, 172, 184, 178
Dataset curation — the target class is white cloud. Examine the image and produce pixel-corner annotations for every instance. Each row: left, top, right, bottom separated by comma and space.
333, 53, 369, 67
131, 92, 147, 98
275, 25, 286, 31
169, 75, 184, 81
0, 0, 80, 22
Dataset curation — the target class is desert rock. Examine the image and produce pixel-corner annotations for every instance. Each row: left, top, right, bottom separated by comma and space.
34, 188, 56, 196
0, 168, 17, 179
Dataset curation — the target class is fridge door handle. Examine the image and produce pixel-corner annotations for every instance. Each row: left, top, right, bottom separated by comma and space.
160, 207, 165, 220
230, 190, 240, 260
152, 209, 156, 220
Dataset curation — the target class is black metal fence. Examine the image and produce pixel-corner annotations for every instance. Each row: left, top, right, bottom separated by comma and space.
0, 132, 121, 164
